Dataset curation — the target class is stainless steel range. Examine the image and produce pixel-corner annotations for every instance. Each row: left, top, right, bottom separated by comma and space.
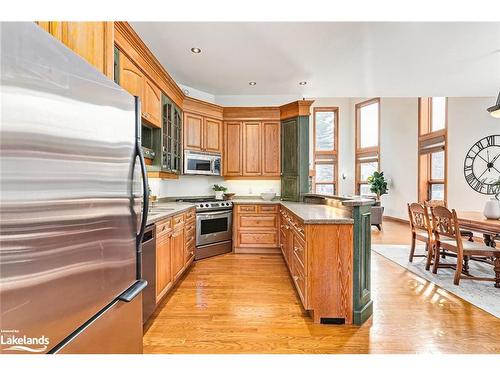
177, 198, 233, 260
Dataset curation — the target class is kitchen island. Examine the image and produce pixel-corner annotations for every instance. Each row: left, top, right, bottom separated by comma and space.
232, 194, 374, 325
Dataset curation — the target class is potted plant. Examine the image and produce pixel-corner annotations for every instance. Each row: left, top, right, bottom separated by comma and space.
367, 171, 388, 230
213, 184, 227, 200
367, 171, 388, 201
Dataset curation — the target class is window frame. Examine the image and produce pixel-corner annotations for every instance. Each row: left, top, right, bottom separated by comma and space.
418, 97, 448, 203
355, 98, 380, 195
312, 107, 339, 195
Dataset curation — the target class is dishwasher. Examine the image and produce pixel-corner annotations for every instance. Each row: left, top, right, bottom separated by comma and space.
141, 224, 156, 324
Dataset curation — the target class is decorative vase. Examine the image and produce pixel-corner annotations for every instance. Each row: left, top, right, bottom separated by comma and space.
483, 198, 500, 219
214, 191, 224, 200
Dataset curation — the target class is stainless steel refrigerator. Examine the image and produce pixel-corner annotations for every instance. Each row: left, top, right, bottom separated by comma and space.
0, 22, 149, 354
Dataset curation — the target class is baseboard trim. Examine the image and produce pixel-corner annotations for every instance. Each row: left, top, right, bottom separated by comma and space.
383, 215, 409, 225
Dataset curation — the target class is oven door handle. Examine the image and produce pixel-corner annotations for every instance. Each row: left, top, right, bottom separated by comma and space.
198, 211, 231, 218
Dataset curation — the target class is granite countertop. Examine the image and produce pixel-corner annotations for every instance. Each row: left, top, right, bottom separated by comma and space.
280, 201, 354, 224
232, 198, 354, 224
146, 202, 196, 226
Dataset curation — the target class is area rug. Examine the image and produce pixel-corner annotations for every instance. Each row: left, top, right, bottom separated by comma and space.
372, 244, 500, 319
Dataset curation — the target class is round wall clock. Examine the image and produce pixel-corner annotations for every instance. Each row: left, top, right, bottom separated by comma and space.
464, 135, 500, 195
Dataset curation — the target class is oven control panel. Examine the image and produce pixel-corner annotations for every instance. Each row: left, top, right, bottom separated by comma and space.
196, 201, 233, 211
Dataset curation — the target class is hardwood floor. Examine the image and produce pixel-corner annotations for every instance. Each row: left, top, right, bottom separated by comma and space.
372, 218, 411, 245
143, 220, 500, 354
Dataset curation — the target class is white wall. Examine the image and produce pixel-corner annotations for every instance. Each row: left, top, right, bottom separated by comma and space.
149, 175, 280, 198
378, 98, 418, 219
447, 97, 499, 211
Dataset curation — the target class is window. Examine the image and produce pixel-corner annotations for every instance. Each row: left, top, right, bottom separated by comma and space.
418, 97, 447, 203
313, 107, 338, 195
355, 98, 380, 195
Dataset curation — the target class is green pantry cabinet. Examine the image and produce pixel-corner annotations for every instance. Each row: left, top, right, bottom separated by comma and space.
114, 47, 182, 175
281, 116, 310, 201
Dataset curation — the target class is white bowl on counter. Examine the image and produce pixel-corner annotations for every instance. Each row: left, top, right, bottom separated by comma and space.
260, 192, 276, 201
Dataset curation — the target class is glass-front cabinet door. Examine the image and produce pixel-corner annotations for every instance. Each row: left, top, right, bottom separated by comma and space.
161, 94, 182, 174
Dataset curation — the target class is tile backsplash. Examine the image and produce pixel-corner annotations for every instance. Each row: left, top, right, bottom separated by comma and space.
148, 175, 281, 198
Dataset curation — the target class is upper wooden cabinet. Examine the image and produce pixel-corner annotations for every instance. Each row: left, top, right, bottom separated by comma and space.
242, 122, 262, 176
117, 50, 161, 128
119, 51, 143, 99
184, 113, 203, 151
262, 122, 281, 176
143, 78, 162, 128
223, 121, 280, 178
36, 22, 114, 79
224, 121, 243, 176
204, 118, 223, 153
183, 97, 224, 154
183, 112, 222, 153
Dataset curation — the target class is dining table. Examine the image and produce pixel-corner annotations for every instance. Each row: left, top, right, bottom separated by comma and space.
457, 211, 500, 247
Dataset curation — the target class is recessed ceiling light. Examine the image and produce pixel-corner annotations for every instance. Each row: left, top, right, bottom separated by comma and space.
190, 47, 202, 54
299, 81, 307, 86
249, 81, 257, 86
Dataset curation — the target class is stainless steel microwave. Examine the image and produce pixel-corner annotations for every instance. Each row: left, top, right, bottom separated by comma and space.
184, 150, 221, 176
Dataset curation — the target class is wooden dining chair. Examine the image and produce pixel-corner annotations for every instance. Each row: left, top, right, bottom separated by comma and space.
407, 203, 433, 269
430, 206, 500, 287
424, 200, 474, 241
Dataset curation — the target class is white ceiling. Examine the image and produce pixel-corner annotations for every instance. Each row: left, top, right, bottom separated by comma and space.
131, 22, 500, 98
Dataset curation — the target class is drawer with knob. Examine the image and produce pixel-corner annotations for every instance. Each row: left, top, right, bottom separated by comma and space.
173, 213, 185, 229
258, 205, 278, 213
237, 204, 257, 213
292, 251, 307, 306
293, 234, 306, 268
185, 208, 196, 222
156, 218, 172, 237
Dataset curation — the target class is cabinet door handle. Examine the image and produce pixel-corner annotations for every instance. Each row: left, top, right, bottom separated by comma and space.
293, 276, 299, 281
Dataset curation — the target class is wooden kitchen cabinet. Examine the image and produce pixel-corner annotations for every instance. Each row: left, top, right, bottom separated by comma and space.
223, 120, 280, 178
223, 121, 243, 176
117, 50, 162, 129
154, 210, 195, 305
233, 204, 280, 253
143, 78, 162, 128
156, 220, 173, 303
204, 118, 222, 153
184, 209, 196, 264
183, 112, 222, 153
118, 51, 144, 100
184, 113, 203, 151
278, 205, 356, 324
262, 122, 281, 176
171, 227, 185, 281
36, 22, 114, 79
242, 122, 262, 176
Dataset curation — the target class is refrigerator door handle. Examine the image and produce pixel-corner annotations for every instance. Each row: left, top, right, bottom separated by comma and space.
135, 96, 149, 247
118, 279, 148, 302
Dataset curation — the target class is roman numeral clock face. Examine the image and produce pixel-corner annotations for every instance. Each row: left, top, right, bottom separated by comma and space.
464, 135, 500, 195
